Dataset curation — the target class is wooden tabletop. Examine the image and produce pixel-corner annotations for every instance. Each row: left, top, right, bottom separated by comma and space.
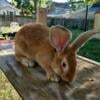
0, 40, 100, 100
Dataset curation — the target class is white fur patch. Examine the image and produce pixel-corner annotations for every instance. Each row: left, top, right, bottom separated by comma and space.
21, 58, 34, 67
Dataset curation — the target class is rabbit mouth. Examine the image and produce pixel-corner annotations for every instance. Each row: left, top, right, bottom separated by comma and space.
61, 76, 69, 82
53, 68, 61, 76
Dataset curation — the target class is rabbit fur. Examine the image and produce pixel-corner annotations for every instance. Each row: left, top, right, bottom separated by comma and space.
15, 23, 100, 82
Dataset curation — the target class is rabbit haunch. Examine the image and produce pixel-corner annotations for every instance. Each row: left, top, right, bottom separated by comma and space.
15, 23, 100, 82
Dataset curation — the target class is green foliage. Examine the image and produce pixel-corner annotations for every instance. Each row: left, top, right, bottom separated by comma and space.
84, 0, 96, 5
10, 0, 52, 15
10, 0, 98, 15
40, 0, 52, 8
67, 0, 97, 10
14, 0, 35, 15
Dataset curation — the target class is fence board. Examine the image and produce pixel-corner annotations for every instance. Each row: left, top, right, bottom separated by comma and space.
0, 15, 94, 30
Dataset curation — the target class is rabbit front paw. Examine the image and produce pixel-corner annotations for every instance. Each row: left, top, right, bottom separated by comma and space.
21, 58, 35, 67
47, 72, 60, 82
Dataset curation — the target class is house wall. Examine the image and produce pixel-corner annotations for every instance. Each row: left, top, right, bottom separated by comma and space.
0, 6, 20, 15
0, 15, 35, 26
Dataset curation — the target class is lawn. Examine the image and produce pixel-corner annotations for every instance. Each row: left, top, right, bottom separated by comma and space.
0, 70, 21, 100
71, 29, 100, 63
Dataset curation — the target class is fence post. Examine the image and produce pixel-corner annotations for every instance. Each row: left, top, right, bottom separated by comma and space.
94, 10, 100, 39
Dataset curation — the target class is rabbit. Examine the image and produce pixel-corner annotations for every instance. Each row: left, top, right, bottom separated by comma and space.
15, 23, 100, 82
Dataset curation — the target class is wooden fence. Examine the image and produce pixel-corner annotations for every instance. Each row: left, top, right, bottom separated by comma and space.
0, 14, 94, 30
0, 14, 35, 26
48, 17, 94, 30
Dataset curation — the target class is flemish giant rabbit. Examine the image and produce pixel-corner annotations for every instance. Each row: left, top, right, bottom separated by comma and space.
15, 23, 100, 82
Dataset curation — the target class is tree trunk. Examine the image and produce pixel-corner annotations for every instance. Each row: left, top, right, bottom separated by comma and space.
36, 7, 48, 25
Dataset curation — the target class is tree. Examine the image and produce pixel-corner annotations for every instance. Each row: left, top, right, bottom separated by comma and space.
12, 0, 35, 15
10, 0, 52, 16
67, 0, 84, 11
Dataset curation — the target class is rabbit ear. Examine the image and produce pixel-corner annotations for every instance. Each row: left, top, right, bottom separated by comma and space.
71, 28, 100, 52
49, 25, 72, 52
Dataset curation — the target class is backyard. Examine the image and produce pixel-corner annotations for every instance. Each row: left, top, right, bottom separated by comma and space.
0, 26, 100, 99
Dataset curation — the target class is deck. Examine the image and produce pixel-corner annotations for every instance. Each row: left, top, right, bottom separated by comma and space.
0, 40, 100, 100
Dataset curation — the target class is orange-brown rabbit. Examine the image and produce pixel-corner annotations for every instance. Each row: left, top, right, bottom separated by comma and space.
15, 23, 100, 82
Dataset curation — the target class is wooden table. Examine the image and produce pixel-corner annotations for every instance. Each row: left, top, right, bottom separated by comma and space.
0, 40, 100, 100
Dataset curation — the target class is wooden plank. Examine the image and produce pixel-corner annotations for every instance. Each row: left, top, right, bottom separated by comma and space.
77, 55, 100, 66
0, 40, 100, 100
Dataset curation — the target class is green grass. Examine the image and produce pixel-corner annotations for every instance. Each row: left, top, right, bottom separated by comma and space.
71, 29, 100, 63
79, 39, 100, 62
0, 70, 21, 100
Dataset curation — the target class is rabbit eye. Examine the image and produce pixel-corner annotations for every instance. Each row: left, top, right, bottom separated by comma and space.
62, 62, 66, 68
61, 57, 68, 71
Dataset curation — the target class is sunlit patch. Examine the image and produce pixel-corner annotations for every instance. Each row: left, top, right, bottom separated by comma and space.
0, 48, 14, 56
0, 40, 14, 56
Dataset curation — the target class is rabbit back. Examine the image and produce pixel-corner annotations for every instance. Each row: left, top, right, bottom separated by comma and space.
15, 23, 55, 60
